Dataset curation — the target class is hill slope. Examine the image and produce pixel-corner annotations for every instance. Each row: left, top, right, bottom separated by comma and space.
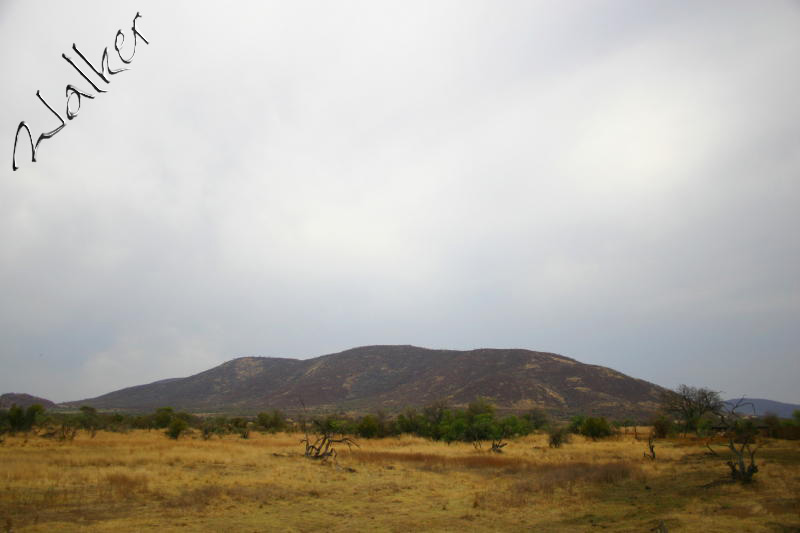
724, 398, 800, 419
0, 393, 58, 409
67, 345, 665, 418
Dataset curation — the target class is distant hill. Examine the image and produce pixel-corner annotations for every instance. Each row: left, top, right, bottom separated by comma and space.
65, 345, 666, 419
0, 393, 57, 409
724, 398, 800, 419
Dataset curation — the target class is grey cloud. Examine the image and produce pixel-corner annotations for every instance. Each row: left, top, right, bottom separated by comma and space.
0, 1, 798, 403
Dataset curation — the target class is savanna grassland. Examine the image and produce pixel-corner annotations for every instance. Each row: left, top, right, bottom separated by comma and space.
1, 430, 799, 532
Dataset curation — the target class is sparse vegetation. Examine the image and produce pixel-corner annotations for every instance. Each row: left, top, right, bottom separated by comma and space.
3, 395, 800, 530
1, 428, 798, 532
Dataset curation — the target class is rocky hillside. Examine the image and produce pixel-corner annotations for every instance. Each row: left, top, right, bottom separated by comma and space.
66, 345, 665, 419
0, 393, 58, 409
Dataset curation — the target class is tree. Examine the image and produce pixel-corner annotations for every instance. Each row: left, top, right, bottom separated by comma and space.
465, 398, 497, 449
660, 385, 724, 434
422, 399, 451, 440
396, 408, 425, 435
0, 409, 9, 436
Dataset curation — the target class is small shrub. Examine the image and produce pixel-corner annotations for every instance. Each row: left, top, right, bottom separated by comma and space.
105, 473, 149, 499
548, 426, 570, 448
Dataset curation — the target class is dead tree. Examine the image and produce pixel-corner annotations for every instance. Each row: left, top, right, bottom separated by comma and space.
490, 439, 507, 453
643, 435, 656, 460
703, 436, 719, 456
297, 400, 358, 461
711, 398, 761, 483
300, 419, 359, 460
725, 434, 759, 482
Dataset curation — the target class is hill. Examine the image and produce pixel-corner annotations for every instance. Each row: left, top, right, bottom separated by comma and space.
0, 393, 58, 409
66, 345, 665, 419
724, 398, 800, 419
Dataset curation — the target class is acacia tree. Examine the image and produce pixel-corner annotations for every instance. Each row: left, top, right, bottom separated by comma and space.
660, 384, 724, 435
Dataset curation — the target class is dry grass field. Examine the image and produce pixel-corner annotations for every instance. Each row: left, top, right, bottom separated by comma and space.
1, 430, 799, 532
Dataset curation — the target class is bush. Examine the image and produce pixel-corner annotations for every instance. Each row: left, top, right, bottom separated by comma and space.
579, 417, 613, 440
165, 418, 188, 439
762, 413, 781, 438
256, 410, 286, 433
567, 415, 586, 434
651, 415, 673, 439
548, 426, 570, 448
153, 407, 175, 429
356, 415, 380, 439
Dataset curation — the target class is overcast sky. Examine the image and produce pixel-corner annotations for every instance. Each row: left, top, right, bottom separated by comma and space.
1, 1, 798, 404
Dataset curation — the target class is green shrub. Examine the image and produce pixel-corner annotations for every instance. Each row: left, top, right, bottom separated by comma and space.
153, 407, 175, 429
651, 415, 673, 439
165, 418, 188, 439
356, 415, 380, 439
579, 417, 613, 440
256, 410, 287, 433
567, 415, 586, 434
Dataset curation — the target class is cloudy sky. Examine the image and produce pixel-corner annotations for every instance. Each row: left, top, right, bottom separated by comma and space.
1, 1, 798, 404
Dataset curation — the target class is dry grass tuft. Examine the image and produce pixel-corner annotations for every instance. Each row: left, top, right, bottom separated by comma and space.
510, 461, 636, 495
104, 473, 150, 499
168, 485, 224, 509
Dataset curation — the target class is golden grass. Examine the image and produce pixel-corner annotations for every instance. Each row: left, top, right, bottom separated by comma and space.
0, 430, 798, 532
